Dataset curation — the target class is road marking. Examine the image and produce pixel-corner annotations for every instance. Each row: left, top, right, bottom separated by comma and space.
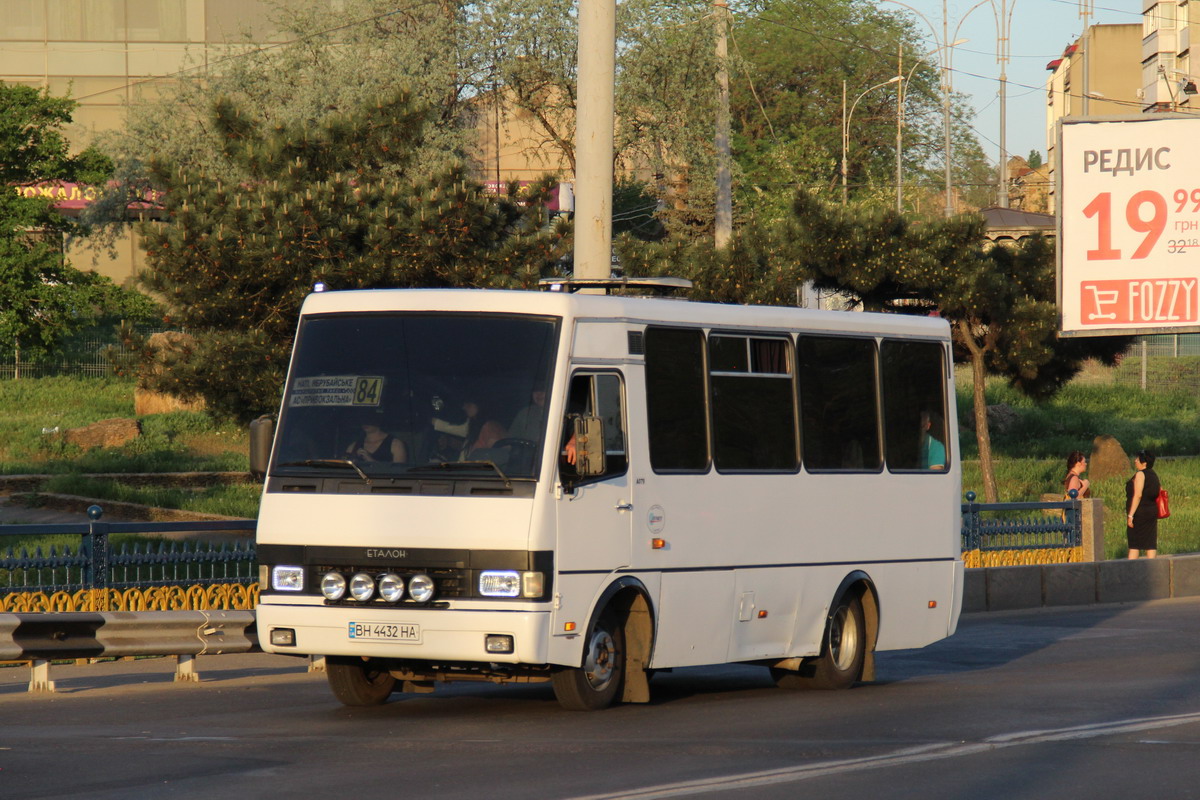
563, 711, 1200, 800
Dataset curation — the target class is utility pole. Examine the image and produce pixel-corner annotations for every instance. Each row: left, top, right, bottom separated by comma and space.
714, 0, 733, 248
996, 0, 1014, 208
942, 0, 953, 217
574, 0, 616, 280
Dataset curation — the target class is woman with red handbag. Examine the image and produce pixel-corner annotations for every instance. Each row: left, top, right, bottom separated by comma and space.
1125, 450, 1161, 559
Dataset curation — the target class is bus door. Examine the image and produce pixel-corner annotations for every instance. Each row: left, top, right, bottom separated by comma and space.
554, 371, 632, 575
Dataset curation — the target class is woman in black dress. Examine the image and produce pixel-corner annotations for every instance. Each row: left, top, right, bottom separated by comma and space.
1125, 450, 1160, 559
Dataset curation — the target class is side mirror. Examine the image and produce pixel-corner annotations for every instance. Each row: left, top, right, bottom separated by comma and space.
572, 415, 606, 478
248, 414, 275, 480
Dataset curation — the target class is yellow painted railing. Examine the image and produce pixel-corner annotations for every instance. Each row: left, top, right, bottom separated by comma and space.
961, 547, 1085, 569
0, 583, 259, 613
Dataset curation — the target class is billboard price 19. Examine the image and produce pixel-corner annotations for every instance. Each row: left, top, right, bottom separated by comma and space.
1059, 116, 1200, 336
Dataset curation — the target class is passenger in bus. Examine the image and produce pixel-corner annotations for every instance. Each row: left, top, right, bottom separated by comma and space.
432, 399, 507, 459
919, 409, 946, 470
346, 415, 407, 463
508, 386, 547, 442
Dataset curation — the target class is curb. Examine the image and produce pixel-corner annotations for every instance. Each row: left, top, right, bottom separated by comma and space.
964, 554, 1200, 612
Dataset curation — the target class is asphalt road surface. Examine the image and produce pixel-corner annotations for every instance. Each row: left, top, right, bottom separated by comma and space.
3, 599, 1199, 800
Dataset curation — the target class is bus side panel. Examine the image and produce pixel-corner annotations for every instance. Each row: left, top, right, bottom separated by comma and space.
726, 568, 802, 662
650, 571, 735, 668
869, 560, 961, 651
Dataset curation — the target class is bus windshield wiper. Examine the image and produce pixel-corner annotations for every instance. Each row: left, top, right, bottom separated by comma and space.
411, 461, 511, 486
276, 459, 373, 485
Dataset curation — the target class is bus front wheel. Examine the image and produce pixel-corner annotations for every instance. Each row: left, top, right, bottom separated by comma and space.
552, 610, 625, 711
772, 594, 866, 691
327, 656, 397, 706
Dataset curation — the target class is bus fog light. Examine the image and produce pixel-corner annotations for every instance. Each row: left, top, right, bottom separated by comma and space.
270, 628, 296, 646
272, 565, 305, 592
350, 572, 376, 602
321, 571, 347, 601
521, 571, 544, 598
408, 573, 435, 603
479, 570, 520, 597
485, 634, 514, 654
378, 573, 405, 603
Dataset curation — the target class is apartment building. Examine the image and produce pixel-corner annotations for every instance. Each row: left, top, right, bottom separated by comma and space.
1043, 23, 1142, 214
1141, 0, 1198, 111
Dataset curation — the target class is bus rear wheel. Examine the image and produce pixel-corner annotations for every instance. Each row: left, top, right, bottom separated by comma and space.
772, 594, 866, 691
326, 656, 397, 706
552, 610, 625, 711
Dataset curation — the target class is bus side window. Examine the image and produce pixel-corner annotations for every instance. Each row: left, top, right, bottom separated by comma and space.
561, 373, 627, 481
881, 340, 950, 472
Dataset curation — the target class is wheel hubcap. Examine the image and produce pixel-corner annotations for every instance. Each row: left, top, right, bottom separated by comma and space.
583, 629, 617, 690
828, 605, 859, 671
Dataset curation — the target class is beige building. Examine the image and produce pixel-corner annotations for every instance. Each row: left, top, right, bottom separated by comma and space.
1043, 23, 1143, 215
1, 1, 287, 285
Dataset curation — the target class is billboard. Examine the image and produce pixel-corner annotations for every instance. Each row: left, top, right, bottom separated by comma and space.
1058, 116, 1200, 337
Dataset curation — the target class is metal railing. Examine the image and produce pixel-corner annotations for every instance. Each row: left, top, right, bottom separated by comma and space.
0, 505, 256, 595
961, 490, 1082, 553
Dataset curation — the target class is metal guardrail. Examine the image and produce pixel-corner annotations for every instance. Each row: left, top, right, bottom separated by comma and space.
961, 490, 1083, 553
0, 609, 258, 691
0, 505, 256, 594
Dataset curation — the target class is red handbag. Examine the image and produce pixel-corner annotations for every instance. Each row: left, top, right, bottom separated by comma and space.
1156, 488, 1170, 519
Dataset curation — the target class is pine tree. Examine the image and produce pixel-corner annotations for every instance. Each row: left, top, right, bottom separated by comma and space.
138, 91, 567, 421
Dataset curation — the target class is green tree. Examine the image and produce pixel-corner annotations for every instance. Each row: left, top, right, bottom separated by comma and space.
0, 81, 153, 375
1028, 150, 1043, 169
137, 91, 567, 421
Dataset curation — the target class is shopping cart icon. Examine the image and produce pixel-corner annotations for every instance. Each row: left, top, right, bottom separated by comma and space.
1085, 285, 1119, 321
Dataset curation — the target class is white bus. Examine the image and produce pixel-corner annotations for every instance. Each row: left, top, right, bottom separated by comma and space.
254, 283, 964, 710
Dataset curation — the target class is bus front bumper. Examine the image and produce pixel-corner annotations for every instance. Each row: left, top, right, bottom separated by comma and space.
256, 600, 551, 665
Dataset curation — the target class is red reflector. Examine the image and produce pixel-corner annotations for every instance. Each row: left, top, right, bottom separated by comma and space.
928, 600, 938, 608
757, 610, 768, 618
651, 538, 666, 549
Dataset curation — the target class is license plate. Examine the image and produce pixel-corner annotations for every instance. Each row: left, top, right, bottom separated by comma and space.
348, 622, 420, 642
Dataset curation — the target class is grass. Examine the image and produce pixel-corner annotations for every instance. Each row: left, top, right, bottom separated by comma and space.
42, 475, 261, 518
0, 377, 249, 474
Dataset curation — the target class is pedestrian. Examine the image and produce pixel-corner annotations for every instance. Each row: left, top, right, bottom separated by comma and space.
1125, 450, 1161, 559
1062, 450, 1091, 498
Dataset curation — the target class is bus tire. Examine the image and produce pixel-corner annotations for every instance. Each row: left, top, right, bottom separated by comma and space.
552, 609, 625, 711
773, 594, 866, 691
326, 656, 397, 706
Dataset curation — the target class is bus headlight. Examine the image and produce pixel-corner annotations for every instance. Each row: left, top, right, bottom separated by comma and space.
408, 573, 435, 603
479, 570, 521, 597
378, 573, 405, 603
271, 565, 305, 592
349, 572, 376, 602
321, 571, 347, 601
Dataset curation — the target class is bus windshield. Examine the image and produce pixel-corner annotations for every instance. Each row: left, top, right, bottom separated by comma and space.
272, 312, 560, 481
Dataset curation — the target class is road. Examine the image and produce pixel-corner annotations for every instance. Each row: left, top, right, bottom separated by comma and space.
2, 599, 1199, 800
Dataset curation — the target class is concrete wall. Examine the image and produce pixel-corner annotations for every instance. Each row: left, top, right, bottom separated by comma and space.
963, 554, 1200, 613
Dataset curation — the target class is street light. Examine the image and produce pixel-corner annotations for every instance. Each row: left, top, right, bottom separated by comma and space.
883, 0, 974, 216
842, 75, 902, 205
895, 42, 965, 213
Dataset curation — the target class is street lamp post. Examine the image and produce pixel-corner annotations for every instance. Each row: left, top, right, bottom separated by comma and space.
842, 76, 902, 205
895, 44, 963, 213
883, 0, 976, 217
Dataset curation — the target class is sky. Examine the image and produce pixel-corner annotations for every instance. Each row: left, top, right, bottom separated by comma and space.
892, 0, 1137, 165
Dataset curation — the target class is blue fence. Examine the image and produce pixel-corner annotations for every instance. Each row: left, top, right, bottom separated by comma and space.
0, 506, 256, 595
960, 490, 1082, 553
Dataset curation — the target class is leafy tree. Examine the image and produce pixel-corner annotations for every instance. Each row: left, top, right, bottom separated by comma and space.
136, 91, 567, 421
1028, 150, 1043, 169
0, 82, 154, 375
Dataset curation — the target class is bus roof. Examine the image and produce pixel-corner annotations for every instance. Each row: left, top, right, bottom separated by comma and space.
298, 288, 950, 338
